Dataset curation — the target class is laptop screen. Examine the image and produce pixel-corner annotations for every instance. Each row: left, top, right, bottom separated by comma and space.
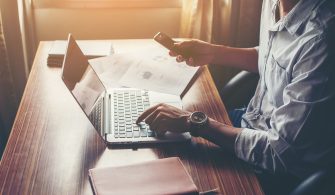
61, 34, 106, 118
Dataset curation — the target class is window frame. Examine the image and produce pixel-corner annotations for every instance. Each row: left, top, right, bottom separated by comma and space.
32, 0, 182, 9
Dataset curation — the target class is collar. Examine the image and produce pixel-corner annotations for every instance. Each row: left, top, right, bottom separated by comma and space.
269, 0, 322, 34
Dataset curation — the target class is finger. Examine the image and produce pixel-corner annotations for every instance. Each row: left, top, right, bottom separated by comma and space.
176, 55, 185, 62
169, 50, 178, 57
143, 108, 161, 125
149, 113, 168, 134
174, 42, 193, 59
148, 112, 161, 132
185, 58, 195, 66
136, 104, 161, 124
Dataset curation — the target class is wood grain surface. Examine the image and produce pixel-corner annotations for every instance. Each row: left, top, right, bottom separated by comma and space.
0, 40, 264, 195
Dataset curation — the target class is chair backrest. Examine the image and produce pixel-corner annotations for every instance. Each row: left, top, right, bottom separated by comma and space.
220, 70, 259, 110
290, 165, 335, 195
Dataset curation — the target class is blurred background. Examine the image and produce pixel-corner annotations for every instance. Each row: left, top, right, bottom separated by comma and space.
0, 0, 262, 157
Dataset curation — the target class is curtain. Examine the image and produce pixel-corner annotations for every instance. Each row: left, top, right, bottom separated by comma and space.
0, 11, 19, 157
179, 0, 222, 43
179, 0, 262, 91
233, 0, 263, 47
179, 0, 263, 45
18, 0, 37, 69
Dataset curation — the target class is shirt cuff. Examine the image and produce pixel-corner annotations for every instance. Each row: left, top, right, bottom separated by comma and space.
234, 128, 268, 164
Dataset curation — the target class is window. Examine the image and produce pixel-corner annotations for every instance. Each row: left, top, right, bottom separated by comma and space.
32, 0, 182, 9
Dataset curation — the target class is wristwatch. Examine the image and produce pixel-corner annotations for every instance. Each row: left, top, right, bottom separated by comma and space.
188, 111, 209, 137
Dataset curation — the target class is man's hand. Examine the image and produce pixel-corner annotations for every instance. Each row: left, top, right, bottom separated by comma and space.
136, 103, 191, 135
171, 40, 259, 73
170, 40, 216, 67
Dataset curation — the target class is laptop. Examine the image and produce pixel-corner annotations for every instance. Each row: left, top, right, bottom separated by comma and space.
61, 34, 191, 145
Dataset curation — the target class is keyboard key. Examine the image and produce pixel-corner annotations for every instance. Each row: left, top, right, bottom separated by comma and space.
126, 132, 133, 138
133, 131, 140, 138
140, 130, 147, 137
126, 127, 132, 132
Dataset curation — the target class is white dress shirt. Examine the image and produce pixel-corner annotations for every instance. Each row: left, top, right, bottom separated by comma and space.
234, 0, 335, 178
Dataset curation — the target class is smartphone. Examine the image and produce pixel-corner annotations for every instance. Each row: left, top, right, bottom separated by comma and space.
154, 32, 189, 57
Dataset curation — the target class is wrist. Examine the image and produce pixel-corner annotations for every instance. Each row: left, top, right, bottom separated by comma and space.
202, 119, 242, 151
211, 44, 228, 65
188, 111, 209, 137
194, 117, 215, 137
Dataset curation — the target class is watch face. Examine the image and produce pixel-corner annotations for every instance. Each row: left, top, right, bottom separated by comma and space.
190, 111, 208, 124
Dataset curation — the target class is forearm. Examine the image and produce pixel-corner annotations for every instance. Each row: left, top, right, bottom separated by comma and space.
199, 119, 285, 173
211, 45, 259, 73
198, 118, 242, 152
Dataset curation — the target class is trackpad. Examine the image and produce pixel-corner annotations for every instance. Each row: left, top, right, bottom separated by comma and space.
148, 91, 182, 109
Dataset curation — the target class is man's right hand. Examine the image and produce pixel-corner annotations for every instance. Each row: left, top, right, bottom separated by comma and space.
170, 40, 216, 67
170, 40, 259, 73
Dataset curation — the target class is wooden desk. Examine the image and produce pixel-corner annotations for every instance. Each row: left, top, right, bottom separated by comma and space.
0, 40, 263, 195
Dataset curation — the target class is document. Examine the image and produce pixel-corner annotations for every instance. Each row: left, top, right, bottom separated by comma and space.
119, 47, 199, 96
89, 55, 130, 88
89, 46, 199, 96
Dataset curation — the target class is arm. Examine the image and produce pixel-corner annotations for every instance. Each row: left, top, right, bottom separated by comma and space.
211, 45, 259, 73
136, 103, 242, 153
171, 40, 259, 73
196, 118, 242, 152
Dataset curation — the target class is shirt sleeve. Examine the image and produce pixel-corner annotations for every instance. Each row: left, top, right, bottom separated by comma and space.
234, 35, 335, 177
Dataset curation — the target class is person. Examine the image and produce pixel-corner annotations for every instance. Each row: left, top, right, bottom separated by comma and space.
137, 0, 335, 194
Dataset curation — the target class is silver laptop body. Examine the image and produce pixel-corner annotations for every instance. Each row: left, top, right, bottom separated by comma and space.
61, 34, 191, 145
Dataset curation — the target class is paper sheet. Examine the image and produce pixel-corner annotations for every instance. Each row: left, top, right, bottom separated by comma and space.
118, 47, 199, 96
89, 45, 199, 96
90, 55, 131, 88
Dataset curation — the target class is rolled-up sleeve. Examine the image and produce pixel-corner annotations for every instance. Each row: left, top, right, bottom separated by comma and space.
234, 35, 335, 177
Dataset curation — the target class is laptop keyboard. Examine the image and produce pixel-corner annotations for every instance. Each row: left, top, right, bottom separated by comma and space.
112, 90, 155, 139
